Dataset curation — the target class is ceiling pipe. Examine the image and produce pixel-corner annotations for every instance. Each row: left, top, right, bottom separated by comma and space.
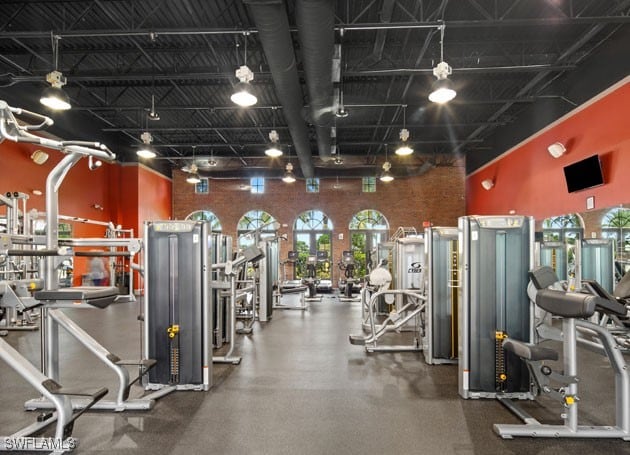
296, 0, 335, 161
243, 0, 314, 178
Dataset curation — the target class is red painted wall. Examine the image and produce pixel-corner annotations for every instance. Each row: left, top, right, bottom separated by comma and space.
0, 141, 172, 288
467, 76, 630, 219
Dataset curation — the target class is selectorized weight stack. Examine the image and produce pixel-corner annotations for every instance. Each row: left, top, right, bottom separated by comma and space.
458, 215, 534, 399
423, 227, 459, 365
144, 220, 212, 391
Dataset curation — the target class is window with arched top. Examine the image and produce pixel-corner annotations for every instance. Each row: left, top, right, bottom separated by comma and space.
542, 214, 584, 243
293, 210, 333, 279
237, 210, 277, 248
601, 207, 630, 273
185, 210, 222, 232
349, 210, 389, 277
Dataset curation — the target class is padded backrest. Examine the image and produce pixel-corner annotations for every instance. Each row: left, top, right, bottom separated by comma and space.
536, 289, 598, 318
529, 266, 560, 290
614, 271, 630, 299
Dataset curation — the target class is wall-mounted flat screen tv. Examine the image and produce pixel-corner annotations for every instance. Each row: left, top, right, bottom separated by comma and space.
563, 154, 604, 193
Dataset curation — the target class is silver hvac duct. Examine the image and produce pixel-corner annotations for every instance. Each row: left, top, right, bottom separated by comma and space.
296, 0, 335, 161
244, 0, 314, 178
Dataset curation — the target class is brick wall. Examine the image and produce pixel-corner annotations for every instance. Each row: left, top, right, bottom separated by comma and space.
172, 165, 466, 284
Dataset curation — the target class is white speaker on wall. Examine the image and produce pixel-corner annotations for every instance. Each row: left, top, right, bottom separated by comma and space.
547, 142, 566, 158
481, 179, 494, 191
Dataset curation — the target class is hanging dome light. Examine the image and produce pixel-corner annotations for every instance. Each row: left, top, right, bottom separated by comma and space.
231, 33, 257, 107
265, 130, 283, 157
148, 94, 160, 120
395, 123, 413, 155
428, 65, 457, 104
282, 162, 296, 183
40, 71, 71, 111
136, 132, 156, 159
380, 161, 394, 182
186, 163, 201, 184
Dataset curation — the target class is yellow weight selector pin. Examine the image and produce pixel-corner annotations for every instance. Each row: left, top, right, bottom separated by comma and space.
499, 373, 507, 381
564, 396, 575, 406
167, 324, 180, 339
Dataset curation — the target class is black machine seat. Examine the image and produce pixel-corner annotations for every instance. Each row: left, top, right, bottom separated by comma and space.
613, 271, 630, 300
35, 286, 119, 309
536, 289, 610, 319
529, 266, 560, 290
503, 339, 559, 362
581, 280, 628, 317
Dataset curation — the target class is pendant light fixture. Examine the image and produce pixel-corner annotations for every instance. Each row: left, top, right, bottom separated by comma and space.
335, 30, 349, 118
265, 108, 283, 157
40, 35, 71, 111
187, 146, 202, 184
265, 130, 283, 157
231, 33, 257, 107
148, 94, 160, 121
380, 145, 394, 183
429, 25, 457, 104
282, 145, 296, 183
395, 104, 413, 156
136, 131, 156, 159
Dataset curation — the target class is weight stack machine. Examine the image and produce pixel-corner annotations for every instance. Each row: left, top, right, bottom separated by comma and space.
423, 227, 459, 365
458, 215, 534, 399
144, 220, 212, 391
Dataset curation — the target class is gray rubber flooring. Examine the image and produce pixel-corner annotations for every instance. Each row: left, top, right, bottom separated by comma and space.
1, 294, 629, 454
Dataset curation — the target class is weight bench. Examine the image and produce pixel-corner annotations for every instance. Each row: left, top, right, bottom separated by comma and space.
25, 286, 164, 413
494, 266, 630, 439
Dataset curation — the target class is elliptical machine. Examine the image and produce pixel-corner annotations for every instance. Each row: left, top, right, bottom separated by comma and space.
302, 255, 320, 300
338, 250, 359, 301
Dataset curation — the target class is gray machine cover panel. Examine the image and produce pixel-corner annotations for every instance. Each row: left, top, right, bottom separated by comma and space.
466, 217, 531, 394
146, 221, 207, 386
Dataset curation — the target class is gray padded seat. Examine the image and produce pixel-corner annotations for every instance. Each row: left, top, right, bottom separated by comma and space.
503, 339, 559, 361
35, 286, 119, 309
529, 266, 560, 290
613, 271, 630, 300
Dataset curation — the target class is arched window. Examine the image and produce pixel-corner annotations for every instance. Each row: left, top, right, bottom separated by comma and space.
237, 210, 277, 248
542, 214, 584, 242
601, 207, 630, 275
185, 210, 222, 232
293, 210, 333, 279
349, 210, 389, 277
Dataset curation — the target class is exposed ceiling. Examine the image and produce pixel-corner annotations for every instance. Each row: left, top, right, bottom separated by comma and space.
0, 0, 628, 180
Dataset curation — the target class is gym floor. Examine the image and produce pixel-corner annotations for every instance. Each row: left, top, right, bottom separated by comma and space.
1, 294, 629, 454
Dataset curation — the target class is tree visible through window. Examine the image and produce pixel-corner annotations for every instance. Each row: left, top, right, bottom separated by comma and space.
362, 176, 376, 193
349, 209, 389, 277
185, 210, 222, 232
306, 178, 320, 193
601, 207, 630, 272
237, 210, 276, 247
293, 210, 333, 279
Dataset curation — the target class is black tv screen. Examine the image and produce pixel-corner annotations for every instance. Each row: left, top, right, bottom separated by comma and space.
563, 154, 604, 193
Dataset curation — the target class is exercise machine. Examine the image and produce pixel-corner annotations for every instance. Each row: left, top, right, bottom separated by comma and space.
301, 251, 329, 300
494, 266, 630, 439
144, 220, 212, 390
423, 226, 458, 365
392, 236, 425, 331
274, 251, 308, 311
211, 244, 264, 365
458, 215, 534, 399
338, 250, 359, 301
349, 260, 426, 352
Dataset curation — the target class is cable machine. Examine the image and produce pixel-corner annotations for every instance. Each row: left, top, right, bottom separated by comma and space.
144, 220, 212, 391
423, 226, 459, 365
458, 215, 534, 399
